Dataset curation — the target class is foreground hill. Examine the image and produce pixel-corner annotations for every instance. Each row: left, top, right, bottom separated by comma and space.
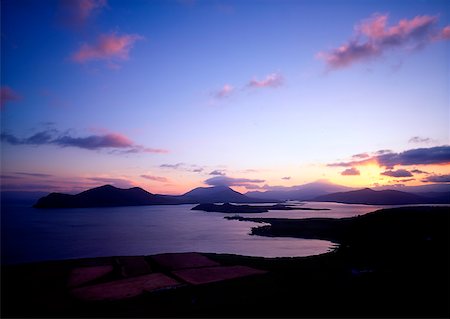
312, 187, 450, 205
33, 185, 267, 208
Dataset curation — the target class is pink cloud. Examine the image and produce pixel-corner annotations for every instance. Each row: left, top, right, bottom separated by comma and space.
72, 32, 143, 63
341, 167, 360, 176
248, 73, 283, 88
77, 0, 107, 19
59, 0, 107, 27
141, 175, 169, 182
1, 86, 22, 109
317, 14, 449, 70
440, 25, 450, 40
1, 128, 168, 154
215, 84, 234, 99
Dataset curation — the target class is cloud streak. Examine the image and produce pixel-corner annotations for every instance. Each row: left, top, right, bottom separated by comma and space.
381, 169, 413, 178
141, 175, 168, 182
317, 14, 450, 70
328, 146, 450, 168
1, 129, 167, 154
421, 174, 450, 183
341, 167, 360, 176
209, 170, 225, 176
409, 136, 432, 144
72, 32, 143, 64
14, 172, 53, 178
204, 176, 265, 188
247, 73, 283, 88
213, 72, 283, 101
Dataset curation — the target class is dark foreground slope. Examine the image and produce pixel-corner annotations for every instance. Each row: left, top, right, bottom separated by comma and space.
2, 206, 449, 318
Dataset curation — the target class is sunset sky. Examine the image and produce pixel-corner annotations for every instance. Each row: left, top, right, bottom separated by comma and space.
1, 0, 450, 195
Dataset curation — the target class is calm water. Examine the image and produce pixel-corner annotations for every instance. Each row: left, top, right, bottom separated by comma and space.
1, 202, 411, 265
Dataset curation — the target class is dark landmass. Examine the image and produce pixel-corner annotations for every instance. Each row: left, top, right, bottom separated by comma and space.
33, 185, 179, 208
33, 185, 270, 208
29, 182, 450, 209
192, 202, 330, 213
246, 179, 353, 201
312, 187, 450, 205
192, 203, 269, 213
176, 185, 269, 204
2, 206, 449, 318
245, 180, 450, 202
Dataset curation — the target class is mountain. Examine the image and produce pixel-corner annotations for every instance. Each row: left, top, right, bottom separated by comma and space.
246, 180, 353, 201
34, 185, 179, 208
374, 183, 450, 194
178, 185, 268, 203
33, 185, 268, 208
312, 188, 449, 205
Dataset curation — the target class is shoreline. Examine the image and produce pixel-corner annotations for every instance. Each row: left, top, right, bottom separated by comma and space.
2, 206, 449, 317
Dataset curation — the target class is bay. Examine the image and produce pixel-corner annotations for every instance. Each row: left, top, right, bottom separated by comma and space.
1, 201, 406, 265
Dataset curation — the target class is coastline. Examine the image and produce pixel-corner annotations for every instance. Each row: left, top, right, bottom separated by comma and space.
2, 206, 449, 318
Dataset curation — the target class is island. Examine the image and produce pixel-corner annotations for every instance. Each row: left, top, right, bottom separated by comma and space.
191, 202, 330, 213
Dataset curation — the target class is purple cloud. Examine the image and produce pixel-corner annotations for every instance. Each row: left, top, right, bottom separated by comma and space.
421, 174, 450, 183
281, 176, 291, 180
71, 32, 143, 66
328, 146, 450, 168
160, 163, 185, 169
1, 129, 167, 154
352, 153, 370, 159
14, 172, 53, 178
381, 169, 413, 178
411, 169, 429, 174
317, 14, 449, 70
394, 178, 415, 183
141, 175, 168, 182
210, 170, 226, 176
341, 167, 360, 176
409, 136, 432, 144
204, 176, 265, 188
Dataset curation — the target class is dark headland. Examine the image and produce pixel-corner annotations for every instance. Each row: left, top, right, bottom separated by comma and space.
2, 206, 449, 318
192, 202, 330, 213
33, 184, 271, 208
33, 184, 450, 208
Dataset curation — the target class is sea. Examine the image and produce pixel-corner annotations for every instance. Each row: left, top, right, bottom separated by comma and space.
1, 201, 443, 265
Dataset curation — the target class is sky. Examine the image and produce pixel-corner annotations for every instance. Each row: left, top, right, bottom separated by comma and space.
1, 0, 450, 195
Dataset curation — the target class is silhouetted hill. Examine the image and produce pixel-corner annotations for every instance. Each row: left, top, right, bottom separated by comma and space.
246, 180, 353, 201
312, 188, 449, 205
34, 185, 268, 208
179, 186, 268, 203
33, 185, 179, 208
373, 183, 450, 193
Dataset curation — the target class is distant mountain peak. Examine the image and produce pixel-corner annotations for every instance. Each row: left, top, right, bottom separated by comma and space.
311, 187, 449, 205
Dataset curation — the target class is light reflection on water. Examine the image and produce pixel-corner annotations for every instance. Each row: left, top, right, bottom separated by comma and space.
2, 202, 430, 265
